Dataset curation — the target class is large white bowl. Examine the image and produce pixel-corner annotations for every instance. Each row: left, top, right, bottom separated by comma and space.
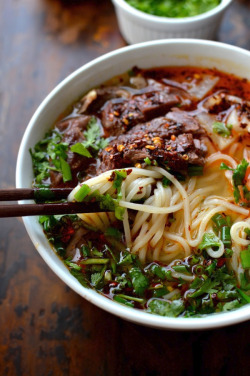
16, 39, 250, 330
112, 0, 233, 44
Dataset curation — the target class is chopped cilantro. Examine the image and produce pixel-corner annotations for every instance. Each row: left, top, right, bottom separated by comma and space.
147, 299, 185, 317
162, 176, 171, 187
129, 266, 149, 296
220, 159, 249, 203
70, 117, 108, 158
199, 232, 221, 250
70, 143, 92, 158
212, 121, 232, 137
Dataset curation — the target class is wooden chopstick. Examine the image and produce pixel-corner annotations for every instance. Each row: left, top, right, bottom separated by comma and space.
0, 188, 72, 201
0, 188, 105, 218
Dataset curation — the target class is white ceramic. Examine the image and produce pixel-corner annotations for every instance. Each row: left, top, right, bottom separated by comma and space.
112, 0, 233, 44
16, 39, 250, 330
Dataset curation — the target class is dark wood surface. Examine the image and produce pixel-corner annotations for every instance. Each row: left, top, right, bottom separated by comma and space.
0, 1, 249, 375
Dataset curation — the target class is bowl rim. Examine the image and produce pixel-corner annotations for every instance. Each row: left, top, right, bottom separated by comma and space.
111, 0, 233, 24
16, 38, 250, 330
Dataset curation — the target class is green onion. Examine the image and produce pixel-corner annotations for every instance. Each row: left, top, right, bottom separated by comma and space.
172, 265, 190, 274
221, 226, 231, 247
113, 295, 134, 307
144, 157, 151, 165
115, 294, 144, 303
64, 261, 81, 270
81, 258, 109, 265
193, 264, 205, 276
240, 247, 250, 269
205, 260, 217, 276
236, 288, 250, 303
212, 213, 227, 228
74, 184, 91, 202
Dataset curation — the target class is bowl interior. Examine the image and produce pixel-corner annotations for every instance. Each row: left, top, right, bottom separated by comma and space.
16, 39, 250, 330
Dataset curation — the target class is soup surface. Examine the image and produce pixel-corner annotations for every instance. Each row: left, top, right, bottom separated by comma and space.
31, 66, 250, 317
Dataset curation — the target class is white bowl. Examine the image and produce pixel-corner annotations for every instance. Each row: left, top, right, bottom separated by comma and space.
112, 0, 233, 44
16, 39, 250, 330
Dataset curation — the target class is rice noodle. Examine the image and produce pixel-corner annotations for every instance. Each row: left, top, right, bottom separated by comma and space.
69, 149, 249, 273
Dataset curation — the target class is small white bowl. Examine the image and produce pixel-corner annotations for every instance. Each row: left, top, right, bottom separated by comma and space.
16, 39, 250, 330
112, 0, 233, 44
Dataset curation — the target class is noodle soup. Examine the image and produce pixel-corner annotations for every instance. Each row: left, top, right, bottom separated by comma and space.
30, 66, 250, 317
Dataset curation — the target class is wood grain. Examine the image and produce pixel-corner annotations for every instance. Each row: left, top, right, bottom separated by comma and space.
0, 1, 249, 375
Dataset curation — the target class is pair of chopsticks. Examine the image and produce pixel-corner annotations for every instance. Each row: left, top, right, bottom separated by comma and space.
0, 188, 104, 218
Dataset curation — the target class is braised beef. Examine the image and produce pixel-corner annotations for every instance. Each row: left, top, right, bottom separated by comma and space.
98, 111, 207, 174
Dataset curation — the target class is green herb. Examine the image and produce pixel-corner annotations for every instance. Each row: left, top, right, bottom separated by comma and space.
112, 170, 127, 199
81, 258, 109, 265
212, 121, 232, 137
172, 265, 190, 274
236, 288, 250, 303
70, 269, 89, 288
198, 232, 221, 250
162, 176, 171, 187
240, 272, 250, 290
70, 117, 108, 157
220, 159, 249, 203
244, 228, 250, 237
105, 227, 122, 240
118, 251, 134, 266
115, 294, 144, 303
212, 213, 227, 229
60, 157, 72, 182
125, 0, 220, 18
64, 261, 81, 270
144, 157, 151, 165
70, 143, 92, 158
30, 130, 73, 184
74, 184, 91, 202
149, 263, 167, 280
129, 266, 149, 296
91, 266, 106, 288
113, 295, 134, 307
221, 226, 231, 247
147, 299, 185, 317
240, 247, 250, 269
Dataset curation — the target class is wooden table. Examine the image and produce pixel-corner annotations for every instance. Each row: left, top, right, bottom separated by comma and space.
0, 1, 249, 375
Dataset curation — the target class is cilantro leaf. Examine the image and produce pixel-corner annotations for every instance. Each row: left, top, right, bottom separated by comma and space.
70, 117, 109, 158
220, 159, 249, 203
212, 121, 232, 137
147, 299, 185, 317
198, 232, 221, 250
129, 266, 149, 296
70, 143, 92, 157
